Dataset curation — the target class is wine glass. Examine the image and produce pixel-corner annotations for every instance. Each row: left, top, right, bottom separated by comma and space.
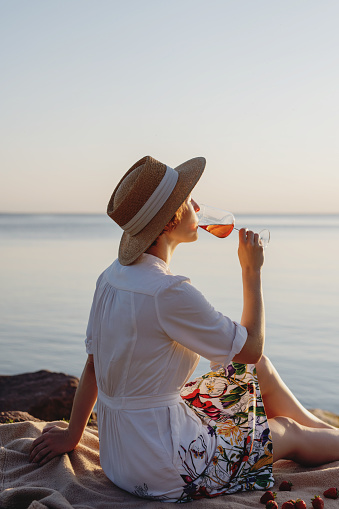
197, 204, 270, 248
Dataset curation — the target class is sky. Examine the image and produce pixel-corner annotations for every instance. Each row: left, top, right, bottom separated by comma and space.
1, 0, 339, 214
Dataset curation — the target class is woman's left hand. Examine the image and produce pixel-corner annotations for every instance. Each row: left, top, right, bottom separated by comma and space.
29, 424, 76, 466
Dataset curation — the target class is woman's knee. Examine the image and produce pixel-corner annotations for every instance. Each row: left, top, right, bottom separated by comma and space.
255, 354, 274, 394
269, 416, 303, 462
256, 354, 273, 373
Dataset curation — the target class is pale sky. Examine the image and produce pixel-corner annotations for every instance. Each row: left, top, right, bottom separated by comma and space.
1, 0, 338, 214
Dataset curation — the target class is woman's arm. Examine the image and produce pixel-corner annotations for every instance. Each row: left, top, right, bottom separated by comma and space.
232, 229, 265, 364
29, 354, 98, 466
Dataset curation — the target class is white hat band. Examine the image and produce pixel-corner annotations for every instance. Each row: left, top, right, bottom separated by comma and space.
122, 166, 179, 236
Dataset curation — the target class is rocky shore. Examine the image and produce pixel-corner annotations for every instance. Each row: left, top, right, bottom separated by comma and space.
0, 370, 338, 428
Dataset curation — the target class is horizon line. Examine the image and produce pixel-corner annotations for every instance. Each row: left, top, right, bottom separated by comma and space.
1, 211, 339, 216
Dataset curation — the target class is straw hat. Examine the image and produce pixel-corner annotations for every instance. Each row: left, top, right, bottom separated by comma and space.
107, 155, 206, 265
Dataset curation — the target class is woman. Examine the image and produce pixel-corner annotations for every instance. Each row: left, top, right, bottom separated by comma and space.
30, 156, 339, 502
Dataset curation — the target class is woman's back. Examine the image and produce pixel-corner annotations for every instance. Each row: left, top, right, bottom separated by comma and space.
86, 254, 200, 398
86, 254, 218, 499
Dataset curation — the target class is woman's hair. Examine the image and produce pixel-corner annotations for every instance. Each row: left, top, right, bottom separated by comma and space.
149, 200, 188, 247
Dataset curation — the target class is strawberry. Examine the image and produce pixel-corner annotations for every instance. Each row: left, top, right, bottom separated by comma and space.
312, 495, 324, 509
295, 499, 306, 509
266, 501, 278, 509
279, 480, 293, 491
260, 491, 277, 504
281, 501, 296, 509
323, 487, 339, 499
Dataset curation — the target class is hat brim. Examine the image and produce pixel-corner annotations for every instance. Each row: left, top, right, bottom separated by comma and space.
118, 156, 206, 265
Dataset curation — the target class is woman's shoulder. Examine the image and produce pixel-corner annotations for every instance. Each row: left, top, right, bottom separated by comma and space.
156, 273, 191, 292
155, 274, 208, 308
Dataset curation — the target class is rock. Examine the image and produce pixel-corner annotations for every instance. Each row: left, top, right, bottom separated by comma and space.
0, 410, 42, 424
0, 370, 79, 421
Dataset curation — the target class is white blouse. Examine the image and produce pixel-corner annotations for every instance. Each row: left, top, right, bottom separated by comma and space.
85, 253, 247, 499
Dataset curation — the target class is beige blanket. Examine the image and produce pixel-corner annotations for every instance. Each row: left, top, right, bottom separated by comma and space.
1, 420, 338, 509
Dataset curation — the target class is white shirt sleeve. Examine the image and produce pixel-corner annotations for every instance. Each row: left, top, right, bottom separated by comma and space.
84, 272, 105, 355
155, 277, 247, 369
85, 301, 95, 355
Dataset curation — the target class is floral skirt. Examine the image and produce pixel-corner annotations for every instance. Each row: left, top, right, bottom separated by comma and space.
177, 363, 274, 502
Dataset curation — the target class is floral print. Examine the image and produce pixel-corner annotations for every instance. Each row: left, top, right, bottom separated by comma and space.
175, 363, 274, 502
133, 483, 170, 501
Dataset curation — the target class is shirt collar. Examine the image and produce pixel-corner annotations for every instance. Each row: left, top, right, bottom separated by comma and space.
137, 253, 171, 273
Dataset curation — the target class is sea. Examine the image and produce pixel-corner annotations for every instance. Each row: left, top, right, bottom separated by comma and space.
0, 213, 338, 413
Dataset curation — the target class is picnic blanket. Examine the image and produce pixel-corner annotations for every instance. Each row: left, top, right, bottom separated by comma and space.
1, 420, 339, 509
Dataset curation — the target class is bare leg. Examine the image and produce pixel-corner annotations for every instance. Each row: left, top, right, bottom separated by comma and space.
256, 355, 334, 429
270, 416, 339, 466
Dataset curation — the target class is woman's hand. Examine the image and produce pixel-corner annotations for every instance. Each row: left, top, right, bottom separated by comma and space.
29, 425, 77, 466
238, 228, 264, 274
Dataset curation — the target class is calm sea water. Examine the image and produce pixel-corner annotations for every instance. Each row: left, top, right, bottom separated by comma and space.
0, 213, 338, 413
